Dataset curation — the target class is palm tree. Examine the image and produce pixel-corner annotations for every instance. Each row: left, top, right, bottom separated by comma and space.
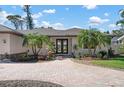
23, 33, 52, 59
116, 9, 124, 31
23, 5, 34, 30
112, 30, 123, 36
78, 29, 94, 55
78, 29, 111, 56
6, 15, 22, 30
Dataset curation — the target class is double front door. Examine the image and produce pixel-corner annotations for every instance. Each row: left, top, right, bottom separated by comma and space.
56, 39, 68, 54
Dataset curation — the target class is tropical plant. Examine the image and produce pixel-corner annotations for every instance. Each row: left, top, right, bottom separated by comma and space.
73, 44, 78, 51
23, 33, 52, 59
23, 5, 34, 30
78, 29, 111, 56
97, 50, 108, 59
94, 30, 111, 50
116, 9, 124, 31
6, 15, 22, 30
116, 9, 124, 35
112, 30, 123, 36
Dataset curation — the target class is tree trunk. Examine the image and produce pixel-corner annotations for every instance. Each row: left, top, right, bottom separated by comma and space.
93, 48, 96, 57
32, 46, 37, 60
34, 54, 38, 60
88, 49, 92, 56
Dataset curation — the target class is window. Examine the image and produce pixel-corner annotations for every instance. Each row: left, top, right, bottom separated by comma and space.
120, 40, 122, 44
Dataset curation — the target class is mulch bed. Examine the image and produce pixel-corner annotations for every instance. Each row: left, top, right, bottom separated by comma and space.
0, 80, 63, 87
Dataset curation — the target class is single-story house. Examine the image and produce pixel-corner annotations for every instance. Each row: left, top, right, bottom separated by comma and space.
111, 35, 124, 54
0, 24, 123, 58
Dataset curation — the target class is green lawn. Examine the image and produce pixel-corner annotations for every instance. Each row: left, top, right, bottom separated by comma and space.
92, 56, 124, 69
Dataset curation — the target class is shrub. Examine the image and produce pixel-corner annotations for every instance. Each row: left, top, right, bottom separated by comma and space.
11, 53, 35, 62
97, 50, 108, 59
83, 53, 91, 57
76, 52, 82, 59
71, 52, 75, 58
47, 51, 55, 60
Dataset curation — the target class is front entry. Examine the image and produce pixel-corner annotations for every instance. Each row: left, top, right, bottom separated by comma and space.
56, 39, 68, 54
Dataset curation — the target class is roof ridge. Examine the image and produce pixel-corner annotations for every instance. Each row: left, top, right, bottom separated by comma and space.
18, 27, 82, 32
117, 35, 124, 41
0, 24, 15, 31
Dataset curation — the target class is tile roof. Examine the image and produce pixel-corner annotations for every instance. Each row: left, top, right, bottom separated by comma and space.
0, 24, 14, 31
117, 35, 124, 41
0, 24, 23, 36
17, 27, 82, 36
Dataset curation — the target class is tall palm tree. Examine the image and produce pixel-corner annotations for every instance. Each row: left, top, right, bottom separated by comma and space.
23, 5, 34, 30
78, 29, 111, 56
23, 33, 52, 59
78, 29, 94, 55
116, 9, 124, 30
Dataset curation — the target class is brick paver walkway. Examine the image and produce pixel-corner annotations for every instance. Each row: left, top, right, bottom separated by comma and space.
0, 58, 124, 87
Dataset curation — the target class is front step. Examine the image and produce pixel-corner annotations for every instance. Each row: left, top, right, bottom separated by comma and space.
55, 54, 72, 58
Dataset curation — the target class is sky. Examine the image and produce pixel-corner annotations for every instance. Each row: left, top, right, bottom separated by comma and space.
0, 5, 123, 32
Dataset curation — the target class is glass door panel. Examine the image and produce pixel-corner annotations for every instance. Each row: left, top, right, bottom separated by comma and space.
56, 39, 68, 54
57, 40, 62, 53
63, 40, 68, 53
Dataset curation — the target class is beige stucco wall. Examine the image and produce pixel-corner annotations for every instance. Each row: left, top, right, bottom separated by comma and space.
1, 32, 122, 56
27, 42, 49, 55
71, 37, 78, 52
0, 33, 10, 54
0, 33, 28, 55
9, 34, 27, 54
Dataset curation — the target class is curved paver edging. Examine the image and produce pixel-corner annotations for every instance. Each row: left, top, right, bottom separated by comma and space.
0, 80, 63, 87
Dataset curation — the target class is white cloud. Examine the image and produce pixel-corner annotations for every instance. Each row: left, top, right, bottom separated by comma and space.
70, 26, 83, 29
89, 16, 109, 25
65, 8, 69, 11
108, 24, 117, 28
0, 10, 12, 25
22, 12, 43, 27
33, 20, 40, 27
104, 13, 109, 17
41, 21, 64, 30
99, 28, 105, 32
32, 12, 42, 19
108, 24, 121, 30
108, 24, 121, 31
52, 23, 64, 30
41, 21, 50, 28
42, 9, 56, 14
83, 5, 97, 10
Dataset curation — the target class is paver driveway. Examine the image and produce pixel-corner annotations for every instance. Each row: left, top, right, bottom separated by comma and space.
0, 58, 124, 87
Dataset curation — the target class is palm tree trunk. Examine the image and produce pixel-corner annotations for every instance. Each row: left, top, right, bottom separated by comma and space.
88, 49, 92, 56
32, 46, 37, 59
37, 48, 42, 55
93, 48, 96, 56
